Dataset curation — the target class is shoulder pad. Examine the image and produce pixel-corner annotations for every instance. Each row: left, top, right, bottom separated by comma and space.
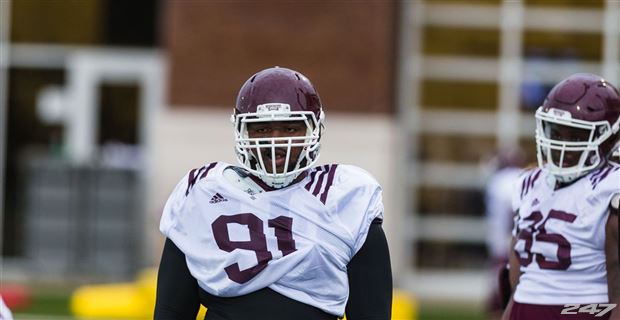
185, 162, 218, 196
303, 164, 381, 204
519, 168, 543, 200
304, 164, 339, 204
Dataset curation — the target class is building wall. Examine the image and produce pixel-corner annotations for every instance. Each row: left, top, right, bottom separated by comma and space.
163, 1, 397, 114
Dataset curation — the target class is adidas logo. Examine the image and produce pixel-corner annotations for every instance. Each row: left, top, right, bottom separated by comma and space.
209, 193, 228, 204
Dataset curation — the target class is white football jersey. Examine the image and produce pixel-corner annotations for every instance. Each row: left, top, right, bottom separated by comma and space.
0, 295, 13, 320
512, 163, 620, 305
485, 167, 523, 260
160, 162, 384, 316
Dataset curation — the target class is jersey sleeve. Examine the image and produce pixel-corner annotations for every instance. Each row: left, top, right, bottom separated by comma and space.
159, 171, 192, 237
352, 182, 384, 253
326, 165, 384, 256
511, 168, 531, 237
591, 164, 620, 215
511, 169, 528, 214
160, 162, 220, 236
485, 168, 521, 259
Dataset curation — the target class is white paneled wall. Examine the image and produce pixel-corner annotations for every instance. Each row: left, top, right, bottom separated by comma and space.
399, 0, 619, 302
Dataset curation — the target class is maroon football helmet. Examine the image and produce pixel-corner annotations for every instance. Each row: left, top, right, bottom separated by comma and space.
535, 73, 620, 183
232, 67, 325, 188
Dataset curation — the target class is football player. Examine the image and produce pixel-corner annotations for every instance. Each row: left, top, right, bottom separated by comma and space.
484, 147, 525, 319
0, 295, 13, 320
502, 73, 620, 320
154, 67, 392, 319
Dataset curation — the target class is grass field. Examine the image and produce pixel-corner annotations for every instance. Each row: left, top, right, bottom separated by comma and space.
11, 291, 487, 320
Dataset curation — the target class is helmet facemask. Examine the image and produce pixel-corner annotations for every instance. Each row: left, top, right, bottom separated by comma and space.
233, 103, 324, 189
535, 106, 620, 183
